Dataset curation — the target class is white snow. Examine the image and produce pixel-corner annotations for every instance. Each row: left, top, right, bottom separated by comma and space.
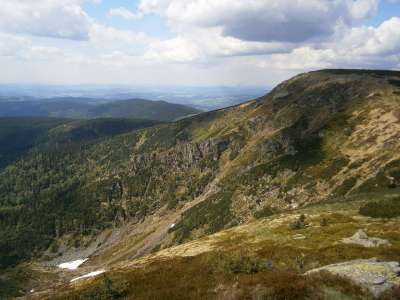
58, 258, 88, 270
70, 270, 106, 282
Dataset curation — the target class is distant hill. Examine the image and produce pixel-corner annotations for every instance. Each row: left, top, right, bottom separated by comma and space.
0, 117, 67, 168
0, 117, 158, 168
87, 99, 201, 121
0, 98, 201, 121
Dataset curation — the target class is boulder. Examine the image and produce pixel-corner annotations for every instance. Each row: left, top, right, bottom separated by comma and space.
341, 229, 391, 248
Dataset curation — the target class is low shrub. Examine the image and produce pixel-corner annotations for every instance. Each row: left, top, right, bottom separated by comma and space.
359, 198, 400, 218
49, 241, 59, 253
254, 206, 276, 219
289, 214, 307, 230
320, 217, 329, 227
379, 284, 400, 300
222, 255, 270, 274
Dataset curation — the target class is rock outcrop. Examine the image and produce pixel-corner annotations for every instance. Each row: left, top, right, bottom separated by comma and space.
341, 230, 391, 248
306, 258, 400, 297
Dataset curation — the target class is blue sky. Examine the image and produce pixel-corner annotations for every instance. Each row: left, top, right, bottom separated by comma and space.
83, 0, 172, 38
0, 0, 399, 86
369, 1, 400, 25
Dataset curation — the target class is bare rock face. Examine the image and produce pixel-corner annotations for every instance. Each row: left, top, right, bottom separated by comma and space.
306, 258, 400, 297
341, 230, 391, 248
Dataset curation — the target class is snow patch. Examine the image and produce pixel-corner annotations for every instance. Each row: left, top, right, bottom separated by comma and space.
71, 270, 106, 282
58, 258, 88, 270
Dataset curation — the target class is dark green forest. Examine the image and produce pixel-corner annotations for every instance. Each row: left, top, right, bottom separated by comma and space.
0, 117, 219, 268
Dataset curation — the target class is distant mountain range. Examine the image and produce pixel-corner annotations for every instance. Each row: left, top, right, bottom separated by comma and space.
0, 85, 267, 111
0, 98, 201, 121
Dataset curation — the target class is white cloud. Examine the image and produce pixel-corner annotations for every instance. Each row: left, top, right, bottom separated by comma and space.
89, 23, 155, 46
0, 0, 91, 40
138, 0, 400, 71
144, 28, 294, 63
109, 7, 139, 20
145, 36, 204, 63
0, 0, 398, 87
350, 0, 379, 19
256, 17, 400, 71
257, 47, 336, 70
340, 17, 400, 56
136, 0, 379, 43
0, 32, 62, 61
0, 33, 29, 57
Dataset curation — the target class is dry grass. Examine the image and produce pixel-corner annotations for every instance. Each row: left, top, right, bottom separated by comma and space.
35, 199, 400, 300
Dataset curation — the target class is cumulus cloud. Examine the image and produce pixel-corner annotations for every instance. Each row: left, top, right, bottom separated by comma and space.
340, 17, 400, 56
136, 0, 379, 43
144, 28, 295, 63
0, 0, 398, 86
137, 0, 400, 71
0, 0, 91, 40
257, 17, 400, 71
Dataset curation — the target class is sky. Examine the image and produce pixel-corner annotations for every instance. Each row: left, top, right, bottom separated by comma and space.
0, 0, 399, 87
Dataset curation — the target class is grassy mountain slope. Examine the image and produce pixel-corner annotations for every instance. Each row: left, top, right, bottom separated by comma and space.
1, 69, 400, 298
0, 98, 201, 121
42, 198, 400, 300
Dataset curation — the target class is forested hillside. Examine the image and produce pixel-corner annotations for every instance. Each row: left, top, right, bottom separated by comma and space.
0, 118, 67, 168
0, 117, 160, 268
0, 98, 201, 121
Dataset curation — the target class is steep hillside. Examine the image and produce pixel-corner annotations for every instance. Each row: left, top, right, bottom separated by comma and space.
0, 98, 201, 121
1, 69, 400, 298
